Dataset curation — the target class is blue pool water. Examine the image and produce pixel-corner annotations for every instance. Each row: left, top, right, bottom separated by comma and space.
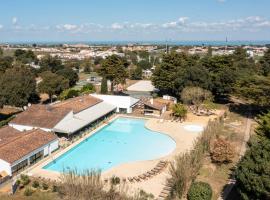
44, 117, 176, 172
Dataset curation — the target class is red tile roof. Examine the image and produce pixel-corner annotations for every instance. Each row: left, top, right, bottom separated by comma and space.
0, 126, 21, 146
10, 95, 102, 129
142, 99, 166, 111
52, 95, 102, 113
0, 128, 57, 164
10, 104, 71, 129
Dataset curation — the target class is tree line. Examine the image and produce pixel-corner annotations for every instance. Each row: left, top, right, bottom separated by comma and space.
152, 47, 270, 107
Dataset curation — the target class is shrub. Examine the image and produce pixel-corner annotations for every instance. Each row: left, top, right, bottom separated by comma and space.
24, 187, 34, 196
59, 89, 79, 100
172, 103, 188, 121
42, 182, 49, 190
187, 182, 212, 200
32, 180, 39, 188
169, 120, 222, 199
52, 185, 58, 192
211, 138, 235, 163
20, 174, 30, 186
80, 83, 95, 94
110, 176, 120, 185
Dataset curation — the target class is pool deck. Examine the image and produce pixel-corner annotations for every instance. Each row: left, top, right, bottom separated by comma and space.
26, 112, 221, 198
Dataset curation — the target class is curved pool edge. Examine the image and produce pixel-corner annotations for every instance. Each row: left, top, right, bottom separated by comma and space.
28, 115, 206, 180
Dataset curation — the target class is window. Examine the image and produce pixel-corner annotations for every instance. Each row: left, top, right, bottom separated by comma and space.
29, 151, 44, 165
11, 159, 28, 174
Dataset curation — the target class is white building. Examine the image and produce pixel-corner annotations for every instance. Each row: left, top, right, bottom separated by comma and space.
0, 126, 58, 176
91, 94, 140, 114
9, 95, 116, 136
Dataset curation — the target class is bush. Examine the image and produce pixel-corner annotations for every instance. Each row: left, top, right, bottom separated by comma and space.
211, 138, 235, 164
20, 174, 30, 186
42, 182, 49, 190
187, 182, 212, 200
59, 89, 79, 100
110, 176, 120, 185
32, 180, 39, 188
24, 187, 34, 196
80, 83, 95, 94
52, 185, 58, 192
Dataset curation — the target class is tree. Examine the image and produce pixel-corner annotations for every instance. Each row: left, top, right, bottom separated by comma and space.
234, 75, 270, 107
38, 71, 69, 102
81, 59, 92, 74
152, 52, 187, 95
0, 47, 3, 56
233, 47, 248, 62
98, 55, 128, 92
130, 66, 142, 80
210, 138, 235, 164
172, 103, 188, 121
56, 67, 79, 87
0, 66, 37, 108
0, 56, 13, 73
235, 112, 270, 200
260, 49, 270, 76
39, 55, 63, 72
14, 49, 37, 64
200, 55, 236, 97
100, 77, 108, 94
138, 59, 151, 70
94, 56, 103, 65
181, 87, 213, 111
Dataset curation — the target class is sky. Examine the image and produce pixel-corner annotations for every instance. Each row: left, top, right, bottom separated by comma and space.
0, 0, 270, 42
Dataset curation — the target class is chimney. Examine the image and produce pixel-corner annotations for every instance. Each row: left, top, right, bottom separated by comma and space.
150, 98, 154, 105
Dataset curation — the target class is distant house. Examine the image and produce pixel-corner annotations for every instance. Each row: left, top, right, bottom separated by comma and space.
91, 94, 139, 113
0, 126, 58, 176
9, 95, 116, 136
133, 98, 167, 117
126, 80, 158, 98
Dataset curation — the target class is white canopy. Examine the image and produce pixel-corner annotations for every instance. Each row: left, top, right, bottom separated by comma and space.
53, 101, 116, 134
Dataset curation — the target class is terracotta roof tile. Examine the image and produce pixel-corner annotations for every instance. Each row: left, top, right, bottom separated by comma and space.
141, 99, 166, 111
0, 126, 21, 146
0, 128, 57, 164
10, 96, 102, 129
10, 104, 71, 129
52, 95, 102, 113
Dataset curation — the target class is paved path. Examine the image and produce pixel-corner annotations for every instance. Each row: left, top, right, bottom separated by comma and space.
218, 112, 252, 200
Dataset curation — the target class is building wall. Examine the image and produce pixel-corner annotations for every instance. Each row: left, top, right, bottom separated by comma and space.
8, 139, 59, 176
91, 94, 139, 114
0, 159, 11, 176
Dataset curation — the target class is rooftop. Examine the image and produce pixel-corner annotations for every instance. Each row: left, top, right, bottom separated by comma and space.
10, 95, 103, 129
127, 80, 156, 92
0, 128, 57, 164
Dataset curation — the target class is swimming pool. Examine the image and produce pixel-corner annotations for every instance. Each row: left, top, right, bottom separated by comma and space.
44, 117, 176, 172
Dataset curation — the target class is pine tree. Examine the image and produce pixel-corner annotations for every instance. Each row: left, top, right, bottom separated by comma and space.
100, 77, 108, 94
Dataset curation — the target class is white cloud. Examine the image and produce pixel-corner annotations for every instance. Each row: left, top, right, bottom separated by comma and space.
162, 17, 189, 28
12, 17, 18, 25
0, 25, 3, 29
56, 24, 78, 31
111, 23, 124, 30
217, 0, 226, 3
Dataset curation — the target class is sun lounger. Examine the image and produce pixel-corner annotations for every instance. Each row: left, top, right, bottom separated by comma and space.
133, 176, 140, 182
161, 190, 170, 195
163, 186, 172, 191
159, 193, 168, 198
147, 171, 155, 176
128, 177, 134, 182
138, 175, 147, 180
